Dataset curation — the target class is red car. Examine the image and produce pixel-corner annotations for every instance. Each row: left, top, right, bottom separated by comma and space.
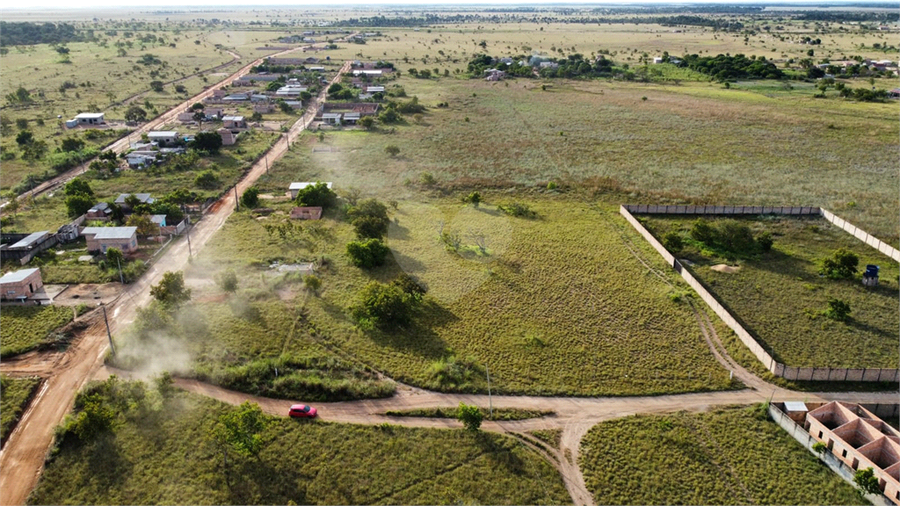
289, 404, 317, 419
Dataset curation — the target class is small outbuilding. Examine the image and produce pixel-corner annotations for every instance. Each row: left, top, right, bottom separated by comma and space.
289, 182, 332, 200
0, 268, 44, 302
290, 206, 323, 220
81, 226, 139, 254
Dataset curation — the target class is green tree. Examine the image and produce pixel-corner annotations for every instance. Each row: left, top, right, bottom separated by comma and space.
392, 272, 427, 302
64, 177, 93, 197
105, 247, 124, 266
150, 80, 164, 92
216, 269, 238, 293
127, 213, 157, 236
854, 468, 881, 496
124, 105, 147, 123
190, 102, 205, 111
65, 194, 94, 217
150, 271, 192, 308
812, 441, 827, 454
250, 111, 263, 122
358, 116, 375, 130
457, 402, 483, 431
350, 280, 418, 329
384, 144, 400, 157
295, 182, 336, 208
22, 140, 47, 160
463, 191, 482, 208
349, 199, 390, 239
15, 130, 33, 147
240, 186, 260, 209
192, 111, 205, 127
190, 131, 223, 153
824, 298, 851, 321
820, 249, 859, 279
346, 238, 390, 269
67, 393, 117, 441
216, 401, 267, 457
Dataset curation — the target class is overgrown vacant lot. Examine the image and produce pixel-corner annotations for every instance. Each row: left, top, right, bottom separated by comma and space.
276, 76, 898, 239
579, 405, 867, 505
29, 380, 569, 505
0, 305, 73, 357
0, 375, 41, 443
642, 215, 899, 369
193, 194, 734, 396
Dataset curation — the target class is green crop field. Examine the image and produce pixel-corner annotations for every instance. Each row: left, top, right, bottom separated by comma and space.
187, 191, 735, 397
0, 375, 41, 443
0, 305, 73, 357
579, 405, 867, 505
29, 379, 569, 505
641, 215, 899, 369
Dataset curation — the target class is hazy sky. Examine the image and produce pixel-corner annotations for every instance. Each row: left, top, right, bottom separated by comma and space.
10, 0, 898, 11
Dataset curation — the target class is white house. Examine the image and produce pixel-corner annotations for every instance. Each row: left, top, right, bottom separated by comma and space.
289, 181, 332, 200
148, 131, 180, 147
73, 113, 105, 126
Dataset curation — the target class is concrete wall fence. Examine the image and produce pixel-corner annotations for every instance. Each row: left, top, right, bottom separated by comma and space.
620, 205, 900, 383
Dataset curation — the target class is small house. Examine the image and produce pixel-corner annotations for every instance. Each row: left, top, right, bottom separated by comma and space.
177, 112, 196, 123
289, 182, 332, 200
889, 88, 900, 99
223, 116, 247, 130
284, 100, 303, 110
290, 207, 323, 220
148, 131, 180, 148
205, 108, 225, 119
150, 214, 167, 230
322, 113, 342, 125
253, 104, 275, 114
126, 153, 157, 169
81, 226, 139, 254
342, 112, 360, 124
364, 85, 385, 93
86, 202, 113, 221
73, 112, 105, 126
217, 128, 236, 146
0, 268, 44, 302
115, 193, 155, 212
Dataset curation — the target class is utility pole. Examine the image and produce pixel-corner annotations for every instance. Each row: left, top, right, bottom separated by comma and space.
486, 365, 492, 419
101, 304, 115, 356
185, 224, 193, 259
116, 256, 124, 284
233, 185, 239, 211
265, 154, 269, 174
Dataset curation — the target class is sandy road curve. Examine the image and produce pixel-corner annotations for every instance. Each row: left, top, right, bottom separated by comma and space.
0, 61, 349, 506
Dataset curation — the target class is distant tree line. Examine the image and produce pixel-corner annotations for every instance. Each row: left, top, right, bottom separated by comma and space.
678, 53, 784, 80
0, 22, 83, 46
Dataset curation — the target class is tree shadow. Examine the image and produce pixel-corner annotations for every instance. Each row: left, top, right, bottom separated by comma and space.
229, 457, 308, 505
83, 433, 132, 492
388, 249, 426, 272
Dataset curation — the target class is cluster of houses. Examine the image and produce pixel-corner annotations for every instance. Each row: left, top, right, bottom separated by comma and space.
126, 131, 192, 168
316, 103, 379, 126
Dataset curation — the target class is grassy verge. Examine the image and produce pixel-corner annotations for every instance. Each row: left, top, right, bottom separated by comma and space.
579, 405, 867, 505
384, 407, 554, 421
0, 305, 73, 357
529, 429, 562, 449
30, 377, 570, 505
0, 376, 41, 445
641, 215, 898, 369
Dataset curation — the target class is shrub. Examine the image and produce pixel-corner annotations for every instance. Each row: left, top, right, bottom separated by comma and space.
812, 441, 827, 454
820, 249, 859, 280
384, 145, 400, 157
462, 191, 482, 208
392, 272, 427, 301
419, 172, 436, 186
663, 232, 684, 252
65, 194, 94, 218
349, 199, 390, 239
346, 239, 390, 269
303, 275, 322, 294
194, 170, 220, 189
457, 402, 483, 431
190, 131, 223, 153
824, 298, 851, 321
498, 202, 537, 219
350, 281, 419, 329
854, 468, 881, 496
216, 269, 238, 293
240, 186, 259, 209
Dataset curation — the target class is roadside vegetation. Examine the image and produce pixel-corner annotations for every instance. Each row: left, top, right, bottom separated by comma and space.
384, 407, 554, 421
1, 375, 41, 444
30, 377, 569, 505
642, 215, 898, 368
579, 405, 867, 505
0, 305, 73, 357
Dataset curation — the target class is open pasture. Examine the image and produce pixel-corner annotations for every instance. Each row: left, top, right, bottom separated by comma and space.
579, 405, 867, 505
0, 305, 73, 357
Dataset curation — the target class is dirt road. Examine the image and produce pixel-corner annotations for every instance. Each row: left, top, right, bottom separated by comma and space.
0, 61, 348, 506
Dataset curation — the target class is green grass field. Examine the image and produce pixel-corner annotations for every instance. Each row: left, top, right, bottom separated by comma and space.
189, 193, 735, 397
0, 305, 73, 357
29, 379, 569, 505
579, 405, 867, 505
641, 215, 899, 369
0, 375, 41, 443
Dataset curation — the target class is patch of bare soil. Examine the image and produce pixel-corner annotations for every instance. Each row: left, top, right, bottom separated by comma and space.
710, 264, 740, 273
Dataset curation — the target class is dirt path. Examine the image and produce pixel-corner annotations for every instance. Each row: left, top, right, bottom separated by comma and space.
0, 61, 348, 506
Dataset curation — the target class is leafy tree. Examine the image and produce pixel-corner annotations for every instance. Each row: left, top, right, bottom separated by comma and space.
190, 131, 223, 153
457, 402, 483, 431
349, 199, 390, 239
346, 238, 390, 269
240, 186, 259, 209
216, 269, 238, 293
150, 271, 192, 308
22, 140, 47, 160
124, 105, 148, 123
194, 170, 220, 189
392, 272, 427, 301
15, 130, 33, 147
64, 177, 93, 197
358, 116, 375, 130
295, 182, 336, 208
250, 111, 263, 122
67, 393, 117, 441
150, 80, 164, 92
127, 213, 157, 236
105, 247, 124, 266
190, 102, 205, 111
60, 137, 85, 153
820, 249, 859, 279
65, 194, 94, 217
350, 280, 419, 329
824, 298, 851, 321
192, 111, 205, 127
384, 144, 400, 157
854, 468, 881, 496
